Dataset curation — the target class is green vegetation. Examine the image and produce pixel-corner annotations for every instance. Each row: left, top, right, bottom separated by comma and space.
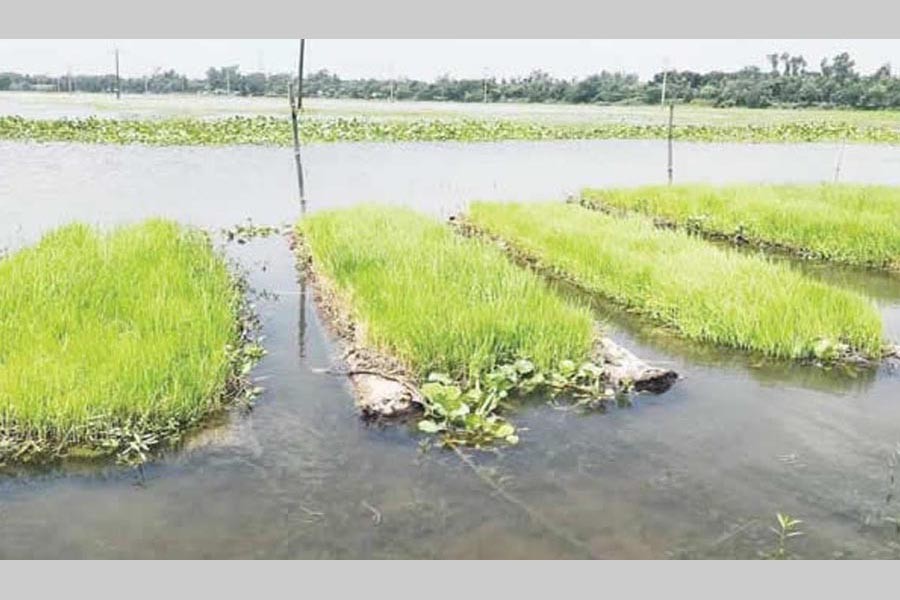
770, 513, 804, 559
466, 202, 885, 361
0, 220, 261, 464
296, 206, 614, 446
1, 115, 898, 146
581, 184, 900, 270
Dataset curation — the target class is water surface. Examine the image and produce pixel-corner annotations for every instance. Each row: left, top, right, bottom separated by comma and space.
1, 139, 899, 558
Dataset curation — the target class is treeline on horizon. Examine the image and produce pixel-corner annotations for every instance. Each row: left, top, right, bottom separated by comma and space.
2, 52, 898, 110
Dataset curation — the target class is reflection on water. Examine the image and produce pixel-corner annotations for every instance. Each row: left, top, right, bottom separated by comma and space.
0, 140, 899, 558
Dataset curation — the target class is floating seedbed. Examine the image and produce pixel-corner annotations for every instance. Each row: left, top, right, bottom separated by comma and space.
580, 184, 900, 271
0, 220, 262, 465
294, 206, 675, 447
464, 202, 889, 364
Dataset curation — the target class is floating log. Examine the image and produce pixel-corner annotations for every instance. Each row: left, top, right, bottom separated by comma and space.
596, 337, 678, 393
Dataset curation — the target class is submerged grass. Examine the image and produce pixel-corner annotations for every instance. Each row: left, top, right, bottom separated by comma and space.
1, 115, 899, 145
466, 202, 885, 361
296, 205, 594, 380
581, 184, 900, 270
0, 220, 258, 464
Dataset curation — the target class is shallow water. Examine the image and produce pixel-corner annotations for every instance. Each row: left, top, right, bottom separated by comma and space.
1, 139, 899, 558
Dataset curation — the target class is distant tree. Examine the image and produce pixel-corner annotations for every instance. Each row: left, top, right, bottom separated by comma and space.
780, 52, 791, 76
873, 63, 892, 80
831, 52, 857, 82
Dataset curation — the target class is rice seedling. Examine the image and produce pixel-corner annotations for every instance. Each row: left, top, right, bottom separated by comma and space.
466, 202, 885, 361
1, 115, 898, 146
296, 205, 611, 446
581, 184, 900, 270
297, 205, 594, 378
0, 220, 261, 464
769, 513, 804, 559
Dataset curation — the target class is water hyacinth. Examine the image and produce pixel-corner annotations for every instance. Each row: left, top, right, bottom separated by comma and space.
1, 115, 898, 146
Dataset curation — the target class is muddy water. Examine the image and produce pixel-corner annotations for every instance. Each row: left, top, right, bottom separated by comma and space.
1, 139, 899, 558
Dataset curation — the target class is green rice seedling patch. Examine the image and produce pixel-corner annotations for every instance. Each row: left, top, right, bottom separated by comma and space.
0, 220, 263, 465
466, 201, 886, 362
581, 184, 900, 270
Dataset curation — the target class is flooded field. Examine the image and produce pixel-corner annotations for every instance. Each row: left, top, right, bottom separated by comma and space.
1, 139, 899, 558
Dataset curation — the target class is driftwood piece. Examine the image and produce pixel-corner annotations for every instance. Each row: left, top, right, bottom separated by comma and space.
344, 364, 423, 419
597, 337, 678, 393
886, 344, 900, 364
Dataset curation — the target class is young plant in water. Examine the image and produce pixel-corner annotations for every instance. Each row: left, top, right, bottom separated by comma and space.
770, 512, 804, 559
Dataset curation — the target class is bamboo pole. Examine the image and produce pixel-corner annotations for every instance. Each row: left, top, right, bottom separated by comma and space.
297, 39, 306, 111
114, 48, 120, 99
289, 82, 306, 213
834, 138, 847, 183
667, 102, 674, 185
660, 70, 667, 106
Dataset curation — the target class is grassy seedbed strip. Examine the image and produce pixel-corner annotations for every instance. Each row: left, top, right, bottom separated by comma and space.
2, 115, 899, 146
466, 202, 884, 361
0, 220, 257, 464
581, 184, 900, 270
296, 205, 595, 380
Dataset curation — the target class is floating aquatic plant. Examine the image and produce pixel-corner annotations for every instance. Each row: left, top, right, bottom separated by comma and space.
1, 115, 898, 146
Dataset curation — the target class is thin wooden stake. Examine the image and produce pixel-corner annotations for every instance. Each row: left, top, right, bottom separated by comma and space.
834, 138, 847, 183
660, 70, 668, 106
289, 82, 306, 213
297, 39, 306, 112
667, 102, 674, 185
114, 48, 120, 100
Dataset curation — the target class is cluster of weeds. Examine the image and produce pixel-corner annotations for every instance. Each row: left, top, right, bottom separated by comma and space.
222, 220, 287, 244
417, 358, 613, 448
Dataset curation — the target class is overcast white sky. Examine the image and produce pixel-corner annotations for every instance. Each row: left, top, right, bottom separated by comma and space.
1, 39, 897, 80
